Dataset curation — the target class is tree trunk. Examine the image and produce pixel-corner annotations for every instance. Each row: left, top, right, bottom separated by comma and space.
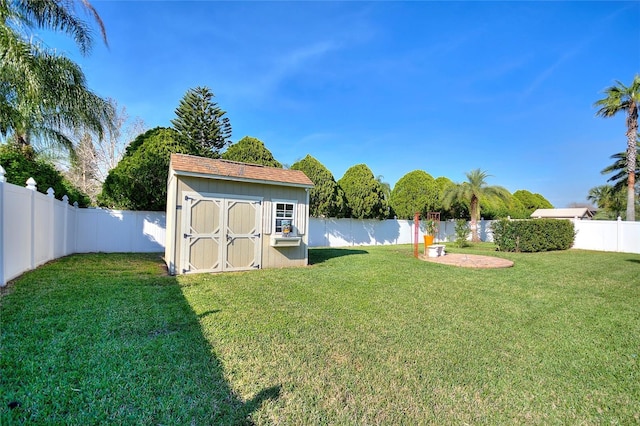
627, 103, 638, 221
470, 195, 480, 242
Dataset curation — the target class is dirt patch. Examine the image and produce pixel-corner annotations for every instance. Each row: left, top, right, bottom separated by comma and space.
421, 253, 514, 269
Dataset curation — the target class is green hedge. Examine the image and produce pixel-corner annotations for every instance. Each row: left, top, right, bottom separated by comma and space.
491, 219, 575, 252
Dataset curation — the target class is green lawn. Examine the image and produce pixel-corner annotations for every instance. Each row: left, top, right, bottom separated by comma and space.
1, 245, 639, 424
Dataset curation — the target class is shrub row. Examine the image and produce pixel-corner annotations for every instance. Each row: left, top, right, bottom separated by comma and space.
491, 219, 575, 252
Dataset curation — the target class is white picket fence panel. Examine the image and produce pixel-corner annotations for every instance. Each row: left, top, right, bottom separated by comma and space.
1, 168, 638, 286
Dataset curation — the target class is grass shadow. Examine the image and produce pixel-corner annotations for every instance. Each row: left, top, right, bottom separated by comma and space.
626, 258, 640, 264
309, 247, 369, 265
0, 253, 279, 424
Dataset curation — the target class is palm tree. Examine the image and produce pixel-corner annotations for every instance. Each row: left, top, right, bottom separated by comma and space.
0, 0, 112, 152
594, 75, 640, 221
587, 185, 625, 219
443, 169, 510, 242
5, 50, 114, 150
600, 136, 639, 192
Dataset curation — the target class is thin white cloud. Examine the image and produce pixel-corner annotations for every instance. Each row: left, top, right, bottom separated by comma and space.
520, 43, 585, 100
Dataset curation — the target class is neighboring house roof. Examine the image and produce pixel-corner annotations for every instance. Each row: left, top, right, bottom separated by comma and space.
530, 208, 595, 219
169, 154, 314, 188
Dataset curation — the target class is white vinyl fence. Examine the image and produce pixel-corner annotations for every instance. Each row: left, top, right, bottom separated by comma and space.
307, 217, 496, 247
573, 217, 640, 254
0, 169, 165, 286
1, 167, 638, 286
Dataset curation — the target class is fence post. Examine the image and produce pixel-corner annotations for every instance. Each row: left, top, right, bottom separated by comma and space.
73, 201, 79, 255
26, 177, 36, 191
47, 188, 55, 262
617, 216, 622, 252
62, 195, 69, 256
26, 178, 36, 269
0, 166, 5, 286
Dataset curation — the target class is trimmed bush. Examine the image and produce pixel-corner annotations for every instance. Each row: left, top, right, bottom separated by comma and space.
491, 219, 575, 252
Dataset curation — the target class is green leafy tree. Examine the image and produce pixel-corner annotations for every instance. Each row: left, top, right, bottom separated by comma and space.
443, 169, 510, 242
479, 197, 507, 220
504, 195, 528, 219
171, 86, 231, 158
338, 164, 387, 219
290, 154, 346, 217
478, 192, 528, 219
595, 75, 640, 221
98, 127, 193, 211
512, 190, 553, 216
0, 143, 89, 206
389, 170, 438, 219
434, 176, 463, 219
0, 0, 113, 152
221, 136, 282, 167
376, 175, 393, 218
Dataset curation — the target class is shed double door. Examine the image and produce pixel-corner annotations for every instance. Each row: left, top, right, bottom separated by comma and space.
181, 193, 262, 273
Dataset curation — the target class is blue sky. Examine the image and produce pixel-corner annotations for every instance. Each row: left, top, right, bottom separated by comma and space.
44, 1, 639, 207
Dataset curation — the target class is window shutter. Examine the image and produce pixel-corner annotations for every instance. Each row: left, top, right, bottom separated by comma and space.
263, 200, 272, 234
296, 202, 306, 235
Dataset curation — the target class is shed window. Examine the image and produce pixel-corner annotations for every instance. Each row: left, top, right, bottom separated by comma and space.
275, 202, 295, 233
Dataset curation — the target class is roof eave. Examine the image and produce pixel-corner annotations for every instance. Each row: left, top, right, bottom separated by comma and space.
172, 169, 314, 189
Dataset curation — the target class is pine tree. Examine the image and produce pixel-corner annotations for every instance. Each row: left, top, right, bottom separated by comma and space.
171, 86, 232, 158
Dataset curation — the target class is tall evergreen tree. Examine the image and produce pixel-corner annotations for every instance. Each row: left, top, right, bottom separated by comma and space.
221, 136, 282, 167
290, 154, 346, 217
594, 75, 640, 221
338, 164, 387, 220
171, 86, 231, 158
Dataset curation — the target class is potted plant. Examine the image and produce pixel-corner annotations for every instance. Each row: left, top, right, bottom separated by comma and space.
421, 219, 438, 247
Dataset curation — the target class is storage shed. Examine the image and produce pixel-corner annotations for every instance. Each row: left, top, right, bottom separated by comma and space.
165, 154, 314, 275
